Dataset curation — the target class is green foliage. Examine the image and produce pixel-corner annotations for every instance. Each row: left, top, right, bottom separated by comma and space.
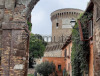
29, 33, 47, 58
29, 33, 47, 68
80, 12, 93, 26
71, 22, 90, 76
80, 12, 93, 39
27, 21, 32, 31
35, 61, 56, 76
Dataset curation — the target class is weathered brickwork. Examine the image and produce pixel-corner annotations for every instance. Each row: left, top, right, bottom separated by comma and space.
0, 0, 39, 76
91, 0, 100, 76
93, 3, 100, 76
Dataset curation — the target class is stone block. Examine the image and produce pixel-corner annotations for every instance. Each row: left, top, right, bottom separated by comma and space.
14, 64, 24, 70
0, 9, 4, 21
4, 9, 13, 22
3, 14, 10, 22
0, 0, 5, 6
2, 22, 11, 29
5, 0, 15, 10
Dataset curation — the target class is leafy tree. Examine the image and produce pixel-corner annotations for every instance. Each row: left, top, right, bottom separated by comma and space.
35, 61, 56, 76
29, 33, 47, 68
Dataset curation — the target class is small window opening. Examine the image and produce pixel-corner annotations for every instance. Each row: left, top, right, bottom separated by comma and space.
56, 23, 59, 28
58, 65, 61, 71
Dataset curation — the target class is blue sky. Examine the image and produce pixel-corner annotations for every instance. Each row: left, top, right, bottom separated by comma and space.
31, 0, 90, 35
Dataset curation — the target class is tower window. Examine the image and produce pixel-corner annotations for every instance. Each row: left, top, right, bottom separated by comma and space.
56, 23, 59, 28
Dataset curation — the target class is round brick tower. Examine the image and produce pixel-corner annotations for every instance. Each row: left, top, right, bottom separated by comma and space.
51, 8, 84, 42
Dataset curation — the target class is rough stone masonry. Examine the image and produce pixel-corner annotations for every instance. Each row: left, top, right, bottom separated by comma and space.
0, 0, 39, 76
91, 0, 100, 76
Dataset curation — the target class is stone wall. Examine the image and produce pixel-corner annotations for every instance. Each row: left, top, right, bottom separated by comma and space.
92, 1, 100, 76
0, 0, 39, 76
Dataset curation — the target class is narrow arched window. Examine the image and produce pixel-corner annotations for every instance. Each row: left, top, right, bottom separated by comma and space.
56, 23, 59, 28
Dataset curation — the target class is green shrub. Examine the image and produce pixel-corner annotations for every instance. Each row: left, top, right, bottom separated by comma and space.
35, 61, 56, 76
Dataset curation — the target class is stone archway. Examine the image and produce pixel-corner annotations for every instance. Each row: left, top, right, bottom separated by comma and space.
0, 0, 39, 76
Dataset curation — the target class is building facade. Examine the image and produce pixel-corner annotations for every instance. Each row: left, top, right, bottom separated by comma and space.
43, 57, 65, 76
43, 43, 65, 76
79, 1, 100, 76
62, 36, 72, 76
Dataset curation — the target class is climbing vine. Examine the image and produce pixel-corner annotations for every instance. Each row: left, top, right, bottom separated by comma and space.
71, 23, 83, 76
80, 12, 93, 39
27, 21, 32, 31
71, 12, 92, 76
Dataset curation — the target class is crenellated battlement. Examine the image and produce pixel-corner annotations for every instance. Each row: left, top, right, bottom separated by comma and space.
51, 8, 84, 21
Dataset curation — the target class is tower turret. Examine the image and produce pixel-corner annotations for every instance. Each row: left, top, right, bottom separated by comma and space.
51, 8, 84, 42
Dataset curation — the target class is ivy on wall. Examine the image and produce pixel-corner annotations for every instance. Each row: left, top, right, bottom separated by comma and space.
71, 22, 90, 76
80, 12, 93, 39
27, 21, 32, 31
